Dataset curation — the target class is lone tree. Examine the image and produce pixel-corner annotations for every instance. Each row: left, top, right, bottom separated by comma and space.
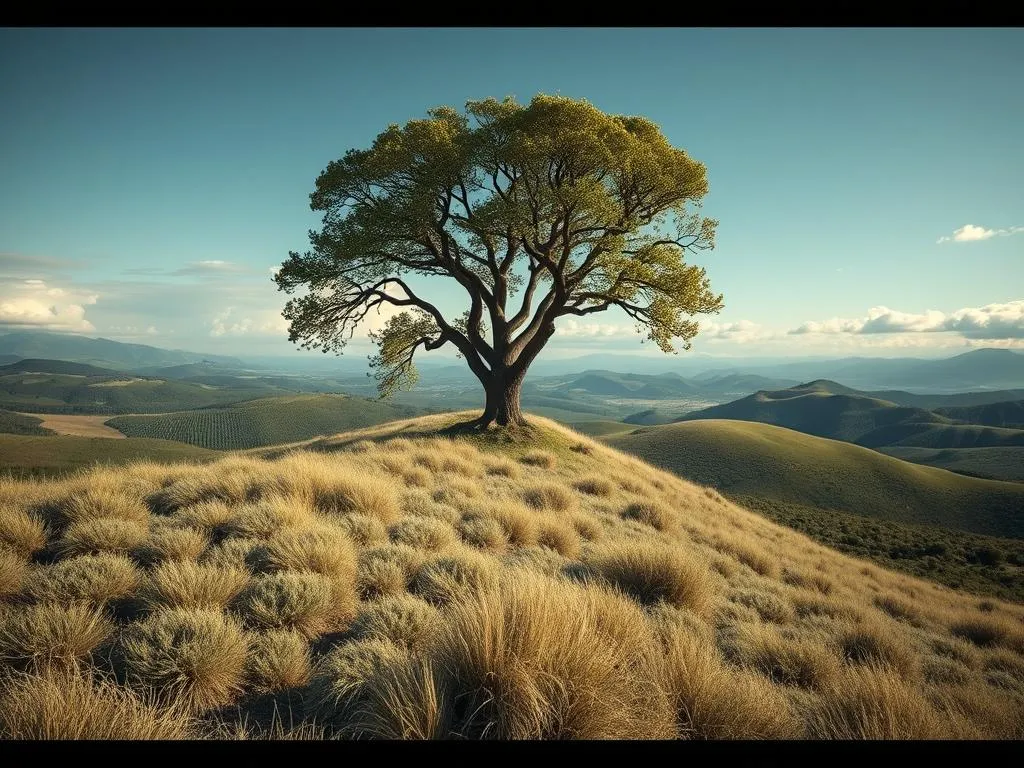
276, 95, 724, 428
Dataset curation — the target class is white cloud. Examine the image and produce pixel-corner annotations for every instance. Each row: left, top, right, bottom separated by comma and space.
0, 279, 98, 332
554, 318, 636, 338
210, 307, 253, 337
700, 320, 778, 343
937, 224, 1024, 244
789, 300, 1024, 340
106, 325, 160, 338
172, 260, 247, 276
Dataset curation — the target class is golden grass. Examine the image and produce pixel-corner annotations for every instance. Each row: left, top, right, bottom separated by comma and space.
246, 629, 312, 693
26, 553, 143, 608
586, 541, 714, 616
0, 669, 193, 739
117, 608, 249, 712
0, 602, 113, 672
235, 571, 356, 639
519, 450, 556, 469
57, 517, 149, 557
0, 412, 1021, 739
141, 560, 250, 611
0, 508, 48, 558
0, 549, 27, 599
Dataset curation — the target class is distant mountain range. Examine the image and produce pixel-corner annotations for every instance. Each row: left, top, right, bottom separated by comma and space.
676, 379, 1024, 450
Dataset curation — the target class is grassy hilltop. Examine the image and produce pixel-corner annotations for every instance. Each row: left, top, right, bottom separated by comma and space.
0, 413, 1021, 739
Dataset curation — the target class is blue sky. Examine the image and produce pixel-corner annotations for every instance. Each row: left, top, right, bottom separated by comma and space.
1, 28, 1021, 362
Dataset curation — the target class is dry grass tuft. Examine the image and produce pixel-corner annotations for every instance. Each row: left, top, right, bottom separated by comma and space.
0, 602, 113, 671
521, 483, 575, 513
41, 485, 149, 529
622, 500, 675, 532
175, 500, 239, 539
0, 550, 27, 599
427, 570, 676, 739
806, 665, 944, 739
569, 513, 603, 542
401, 467, 432, 488
246, 629, 312, 693
490, 502, 538, 549
873, 594, 922, 626
256, 524, 357, 582
519, 450, 556, 469
950, 613, 1024, 651
732, 589, 794, 625
350, 594, 440, 654
57, 517, 148, 557
728, 541, 779, 579
141, 560, 250, 611
661, 631, 802, 739
484, 456, 520, 479
0, 669, 192, 739
117, 608, 249, 712
228, 497, 312, 540
357, 545, 425, 600
412, 550, 498, 606
389, 517, 457, 553
535, 517, 581, 559
0, 508, 48, 559
235, 571, 356, 639
731, 624, 841, 690
26, 553, 143, 608
199, 536, 262, 571
838, 621, 917, 675
333, 513, 388, 547
586, 542, 714, 616
574, 476, 614, 497
305, 639, 409, 731
457, 513, 508, 553
134, 526, 208, 565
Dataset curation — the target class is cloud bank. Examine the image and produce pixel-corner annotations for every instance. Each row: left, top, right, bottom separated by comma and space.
790, 300, 1024, 340
0, 279, 99, 332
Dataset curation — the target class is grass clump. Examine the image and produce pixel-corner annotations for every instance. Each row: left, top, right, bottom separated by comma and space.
26, 553, 142, 608
661, 631, 802, 739
141, 560, 250, 611
117, 608, 249, 712
246, 629, 312, 693
483, 456, 519, 479
519, 450, 556, 469
228, 497, 311, 540
805, 665, 944, 739
586, 542, 714, 616
873, 594, 922, 625
412, 550, 498, 606
356, 544, 425, 600
0, 550, 27, 599
256, 524, 357, 582
389, 517, 457, 553
838, 621, 917, 674
423, 570, 677, 739
0, 602, 113, 672
133, 526, 207, 565
305, 639, 409, 731
521, 483, 575, 513
489, 502, 538, 549
732, 589, 794, 625
350, 594, 440, 654
0, 669, 192, 739
574, 476, 614, 497
457, 513, 508, 553
333, 513, 388, 547
57, 517, 148, 557
950, 613, 1024, 650
42, 485, 149, 529
0, 508, 48, 558
731, 624, 841, 690
235, 571, 356, 639
535, 517, 581, 559
622, 500, 675, 532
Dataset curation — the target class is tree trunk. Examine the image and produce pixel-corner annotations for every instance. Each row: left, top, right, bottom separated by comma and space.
479, 366, 526, 428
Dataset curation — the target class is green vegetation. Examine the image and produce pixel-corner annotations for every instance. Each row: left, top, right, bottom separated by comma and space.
107, 394, 418, 450
278, 94, 723, 427
568, 420, 635, 438
606, 420, 1024, 539
0, 412, 1021, 740
0, 435, 218, 479
0, 410, 52, 436
879, 446, 1024, 483
935, 400, 1024, 428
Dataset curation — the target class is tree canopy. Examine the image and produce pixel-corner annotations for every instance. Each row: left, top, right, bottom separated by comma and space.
276, 94, 724, 426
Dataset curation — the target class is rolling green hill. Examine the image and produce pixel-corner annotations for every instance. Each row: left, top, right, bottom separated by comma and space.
106, 394, 420, 450
879, 446, 1024, 483
606, 419, 1024, 539
567, 420, 636, 437
0, 409, 53, 436
935, 400, 1024, 429
677, 380, 1024, 450
0, 358, 305, 415
0, 434, 218, 478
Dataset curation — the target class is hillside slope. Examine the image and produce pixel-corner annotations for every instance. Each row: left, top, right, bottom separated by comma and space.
606, 419, 1024, 539
0, 412, 1020, 740
107, 394, 419, 449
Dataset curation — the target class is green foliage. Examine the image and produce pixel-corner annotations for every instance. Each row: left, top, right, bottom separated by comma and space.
0, 410, 52, 436
277, 94, 723, 409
